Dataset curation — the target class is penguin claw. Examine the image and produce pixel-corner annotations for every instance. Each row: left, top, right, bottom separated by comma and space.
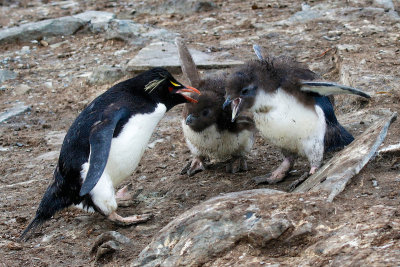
180, 161, 191, 175
108, 212, 153, 226
184, 157, 206, 176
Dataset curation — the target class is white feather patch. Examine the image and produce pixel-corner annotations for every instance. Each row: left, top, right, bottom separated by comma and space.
182, 121, 254, 162
251, 88, 326, 167
78, 103, 167, 215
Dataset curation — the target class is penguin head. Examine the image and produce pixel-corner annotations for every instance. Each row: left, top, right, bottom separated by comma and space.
144, 68, 200, 109
184, 91, 223, 132
223, 64, 260, 122
223, 58, 318, 122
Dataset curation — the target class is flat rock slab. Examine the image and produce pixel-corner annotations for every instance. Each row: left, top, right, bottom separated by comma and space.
0, 102, 31, 123
295, 109, 397, 201
126, 42, 243, 72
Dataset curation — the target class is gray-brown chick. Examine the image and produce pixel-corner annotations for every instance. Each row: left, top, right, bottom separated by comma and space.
176, 38, 254, 176
223, 46, 370, 184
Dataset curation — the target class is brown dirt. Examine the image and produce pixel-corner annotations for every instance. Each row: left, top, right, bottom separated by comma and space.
1, 0, 399, 266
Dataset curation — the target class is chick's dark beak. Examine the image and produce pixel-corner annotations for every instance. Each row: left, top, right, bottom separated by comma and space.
185, 114, 195, 125
231, 97, 243, 122
176, 86, 201, 103
223, 96, 232, 110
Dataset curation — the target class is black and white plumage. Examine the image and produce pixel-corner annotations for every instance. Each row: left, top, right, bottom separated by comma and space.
223, 47, 370, 184
20, 68, 200, 240
176, 38, 254, 176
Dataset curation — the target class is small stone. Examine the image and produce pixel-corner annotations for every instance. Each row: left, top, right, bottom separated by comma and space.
0, 69, 17, 84
7, 241, 22, 251
194, 1, 216, 12
14, 84, 31, 95
138, 175, 147, 181
114, 49, 128, 56
20, 46, 31, 54
40, 40, 49, 47
87, 65, 125, 86
41, 234, 53, 243
44, 81, 53, 89
91, 231, 132, 261
147, 138, 164, 149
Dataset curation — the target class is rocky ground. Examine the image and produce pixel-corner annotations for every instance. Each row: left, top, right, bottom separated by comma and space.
0, 0, 399, 266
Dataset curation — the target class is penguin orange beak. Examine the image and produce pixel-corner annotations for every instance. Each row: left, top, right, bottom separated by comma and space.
176, 86, 201, 103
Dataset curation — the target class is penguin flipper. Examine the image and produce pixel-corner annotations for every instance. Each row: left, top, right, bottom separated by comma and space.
79, 107, 130, 196
253, 44, 264, 60
175, 37, 201, 88
300, 81, 370, 99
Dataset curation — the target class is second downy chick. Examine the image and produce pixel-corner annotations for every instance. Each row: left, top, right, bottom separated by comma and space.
176, 38, 255, 176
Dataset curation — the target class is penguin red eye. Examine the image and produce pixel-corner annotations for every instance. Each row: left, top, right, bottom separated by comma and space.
168, 87, 173, 92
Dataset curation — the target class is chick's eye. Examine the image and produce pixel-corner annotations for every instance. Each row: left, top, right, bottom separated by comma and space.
241, 88, 249, 95
202, 109, 210, 117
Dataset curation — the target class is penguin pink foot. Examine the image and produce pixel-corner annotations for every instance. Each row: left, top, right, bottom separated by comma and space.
108, 211, 152, 226
253, 156, 294, 184
309, 166, 318, 175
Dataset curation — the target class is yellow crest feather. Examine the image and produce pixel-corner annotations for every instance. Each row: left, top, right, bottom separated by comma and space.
144, 77, 167, 93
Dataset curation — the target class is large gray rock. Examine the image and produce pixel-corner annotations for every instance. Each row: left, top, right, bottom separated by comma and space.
135, 0, 217, 15
132, 189, 305, 267
105, 20, 177, 46
0, 16, 86, 44
0, 69, 17, 84
132, 188, 400, 267
126, 42, 243, 72
0, 11, 177, 46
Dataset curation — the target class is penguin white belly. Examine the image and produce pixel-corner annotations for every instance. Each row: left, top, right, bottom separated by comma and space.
105, 103, 167, 186
182, 121, 254, 161
252, 89, 326, 156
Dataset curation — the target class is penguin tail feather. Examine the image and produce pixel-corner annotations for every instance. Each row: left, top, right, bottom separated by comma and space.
18, 215, 45, 241
325, 123, 354, 152
19, 170, 74, 241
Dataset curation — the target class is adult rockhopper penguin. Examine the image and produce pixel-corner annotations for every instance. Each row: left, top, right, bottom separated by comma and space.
176, 38, 254, 176
20, 68, 200, 240
223, 48, 370, 184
